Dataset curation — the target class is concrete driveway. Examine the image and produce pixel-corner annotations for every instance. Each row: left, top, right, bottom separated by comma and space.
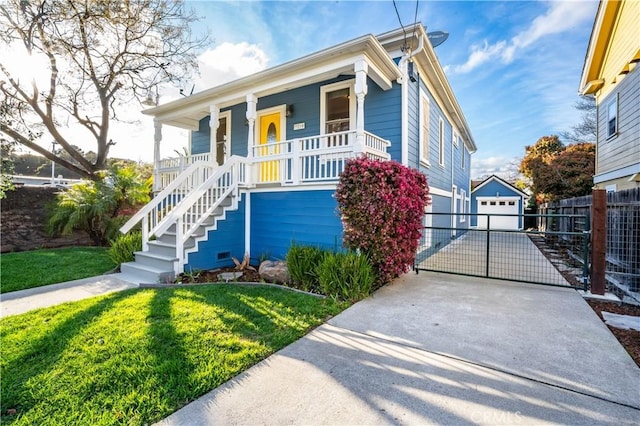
417, 231, 571, 286
157, 272, 639, 425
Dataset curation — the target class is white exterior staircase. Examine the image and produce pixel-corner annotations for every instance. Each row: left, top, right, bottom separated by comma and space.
119, 156, 247, 284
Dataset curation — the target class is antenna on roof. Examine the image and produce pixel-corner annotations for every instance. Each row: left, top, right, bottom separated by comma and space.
427, 31, 449, 48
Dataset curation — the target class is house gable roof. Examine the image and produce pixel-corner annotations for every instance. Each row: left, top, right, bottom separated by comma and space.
143, 34, 402, 130
377, 24, 476, 153
579, 0, 640, 97
471, 175, 528, 198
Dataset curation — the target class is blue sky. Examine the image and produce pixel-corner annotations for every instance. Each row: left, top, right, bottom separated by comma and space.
183, 0, 599, 179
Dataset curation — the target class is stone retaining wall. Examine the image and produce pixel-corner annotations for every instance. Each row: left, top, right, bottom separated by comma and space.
1, 186, 93, 253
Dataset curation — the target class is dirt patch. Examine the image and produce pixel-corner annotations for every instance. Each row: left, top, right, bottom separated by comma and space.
585, 299, 640, 368
175, 266, 262, 284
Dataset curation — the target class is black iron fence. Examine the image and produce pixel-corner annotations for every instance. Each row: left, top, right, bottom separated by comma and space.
415, 213, 589, 289
539, 188, 640, 297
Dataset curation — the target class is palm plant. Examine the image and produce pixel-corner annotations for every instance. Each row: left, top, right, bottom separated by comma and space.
49, 163, 151, 246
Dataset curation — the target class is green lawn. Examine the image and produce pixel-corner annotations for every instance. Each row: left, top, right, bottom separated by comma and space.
0, 285, 344, 425
0, 247, 115, 293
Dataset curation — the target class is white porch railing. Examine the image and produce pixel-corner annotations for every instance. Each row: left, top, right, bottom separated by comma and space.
121, 156, 248, 273
155, 153, 213, 190
121, 160, 218, 249
156, 130, 390, 190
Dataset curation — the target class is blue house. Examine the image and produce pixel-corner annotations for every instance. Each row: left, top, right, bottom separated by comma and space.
120, 24, 477, 283
470, 175, 528, 230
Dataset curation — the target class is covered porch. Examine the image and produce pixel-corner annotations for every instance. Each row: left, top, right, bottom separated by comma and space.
142, 35, 402, 191
154, 130, 390, 189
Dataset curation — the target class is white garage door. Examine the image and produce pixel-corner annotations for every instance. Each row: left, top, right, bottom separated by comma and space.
477, 198, 520, 230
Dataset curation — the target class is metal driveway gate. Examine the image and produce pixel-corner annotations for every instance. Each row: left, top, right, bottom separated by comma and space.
414, 213, 590, 288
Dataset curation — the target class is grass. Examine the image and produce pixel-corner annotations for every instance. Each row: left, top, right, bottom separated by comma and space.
0, 247, 115, 294
0, 285, 345, 425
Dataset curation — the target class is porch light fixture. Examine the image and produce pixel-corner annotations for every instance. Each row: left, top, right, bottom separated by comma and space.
286, 104, 294, 117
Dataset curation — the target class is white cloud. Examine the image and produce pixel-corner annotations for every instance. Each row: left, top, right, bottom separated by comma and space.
471, 156, 521, 180
453, 40, 507, 74
451, 1, 595, 74
194, 42, 269, 91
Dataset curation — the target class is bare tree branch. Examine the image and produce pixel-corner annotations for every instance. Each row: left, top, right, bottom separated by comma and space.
0, 0, 207, 179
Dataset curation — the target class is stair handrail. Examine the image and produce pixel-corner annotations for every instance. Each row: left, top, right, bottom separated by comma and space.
154, 156, 247, 270
119, 161, 216, 249
154, 156, 245, 236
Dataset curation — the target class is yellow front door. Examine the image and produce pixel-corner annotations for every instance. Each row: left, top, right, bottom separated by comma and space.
258, 112, 281, 182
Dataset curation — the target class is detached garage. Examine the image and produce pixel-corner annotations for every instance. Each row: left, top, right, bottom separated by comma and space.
471, 175, 528, 230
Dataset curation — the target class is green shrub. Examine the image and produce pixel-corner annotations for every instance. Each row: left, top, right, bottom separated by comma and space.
108, 231, 142, 266
286, 244, 327, 293
318, 251, 375, 302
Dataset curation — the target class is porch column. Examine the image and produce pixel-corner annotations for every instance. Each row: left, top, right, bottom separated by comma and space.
354, 59, 368, 154
209, 104, 220, 165
153, 118, 162, 192
246, 94, 257, 159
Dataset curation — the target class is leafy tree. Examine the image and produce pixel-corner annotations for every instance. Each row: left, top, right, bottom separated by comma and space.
49, 162, 151, 245
561, 96, 596, 144
519, 135, 595, 204
0, 138, 15, 199
0, 0, 206, 180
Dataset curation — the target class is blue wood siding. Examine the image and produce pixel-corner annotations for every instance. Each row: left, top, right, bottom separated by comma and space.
250, 190, 343, 259
365, 78, 402, 162
226, 104, 247, 157
191, 117, 210, 155
185, 193, 246, 270
470, 180, 524, 227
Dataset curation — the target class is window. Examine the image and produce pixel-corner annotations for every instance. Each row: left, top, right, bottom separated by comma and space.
481, 201, 487, 205
461, 145, 466, 170
490, 201, 496, 206
320, 81, 354, 135
419, 91, 430, 164
453, 131, 459, 147
460, 189, 466, 222
508, 201, 515, 206
499, 201, 506, 206
438, 118, 445, 166
607, 95, 618, 138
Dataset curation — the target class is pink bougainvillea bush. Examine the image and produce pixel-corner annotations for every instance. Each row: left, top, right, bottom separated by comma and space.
336, 156, 431, 285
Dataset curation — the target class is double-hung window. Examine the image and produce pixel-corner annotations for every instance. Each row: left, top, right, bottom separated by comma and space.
438, 118, 445, 166
419, 91, 430, 165
607, 94, 618, 138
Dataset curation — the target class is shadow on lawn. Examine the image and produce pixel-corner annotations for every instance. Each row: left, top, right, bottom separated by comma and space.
0, 291, 132, 415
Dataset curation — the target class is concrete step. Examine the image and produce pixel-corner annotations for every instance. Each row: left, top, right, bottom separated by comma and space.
133, 251, 178, 271
120, 262, 175, 284
157, 228, 206, 245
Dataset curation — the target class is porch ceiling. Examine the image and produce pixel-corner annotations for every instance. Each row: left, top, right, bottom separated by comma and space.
144, 35, 402, 130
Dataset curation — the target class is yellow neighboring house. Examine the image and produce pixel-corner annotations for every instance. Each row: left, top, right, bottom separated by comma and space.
580, 0, 640, 191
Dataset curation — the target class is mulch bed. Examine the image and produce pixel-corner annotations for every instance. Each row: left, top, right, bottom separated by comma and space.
585, 299, 640, 368
176, 266, 262, 284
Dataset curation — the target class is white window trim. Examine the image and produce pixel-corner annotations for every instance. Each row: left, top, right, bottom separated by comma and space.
460, 189, 466, 222
320, 80, 356, 135
606, 93, 618, 139
461, 145, 466, 170
419, 89, 430, 166
423, 204, 433, 248
209, 110, 232, 164
452, 130, 459, 147
438, 117, 445, 167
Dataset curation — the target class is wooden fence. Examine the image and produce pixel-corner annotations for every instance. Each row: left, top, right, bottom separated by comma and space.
539, 188, 640, 297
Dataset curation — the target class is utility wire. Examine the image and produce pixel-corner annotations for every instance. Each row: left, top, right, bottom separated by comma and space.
411, 0, 420, 44
392, 0, 408, 51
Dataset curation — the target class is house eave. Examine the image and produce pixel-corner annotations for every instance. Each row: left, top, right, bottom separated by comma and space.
144, 35, 402, 126
579, 1, 619, 95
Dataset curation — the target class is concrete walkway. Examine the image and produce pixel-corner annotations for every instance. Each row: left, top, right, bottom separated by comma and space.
156, 271, 639, 425
0, 273, 138, 318
417, 231, 570, 286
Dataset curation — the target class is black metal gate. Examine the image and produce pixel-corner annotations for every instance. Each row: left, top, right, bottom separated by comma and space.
414, 213, 590, 289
